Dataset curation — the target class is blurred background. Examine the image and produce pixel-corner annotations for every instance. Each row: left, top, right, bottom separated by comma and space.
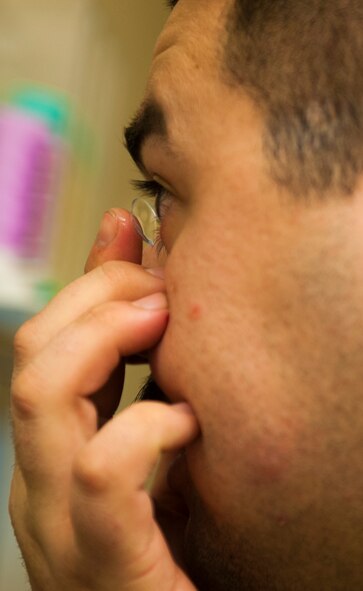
0, 0, 168, 588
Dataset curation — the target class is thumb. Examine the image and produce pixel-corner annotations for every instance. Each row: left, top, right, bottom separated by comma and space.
71, 402, 200, 590
85, 208, 143, 273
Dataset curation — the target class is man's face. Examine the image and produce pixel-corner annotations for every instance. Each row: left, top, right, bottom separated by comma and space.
136, 0, 363, 588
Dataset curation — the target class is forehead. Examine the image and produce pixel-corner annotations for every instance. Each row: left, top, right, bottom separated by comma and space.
150, 0, 227, 84
139, 0, 265, 191
142, 1, 230, 141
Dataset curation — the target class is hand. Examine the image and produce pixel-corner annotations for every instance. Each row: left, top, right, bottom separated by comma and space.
9, 209, 199, 591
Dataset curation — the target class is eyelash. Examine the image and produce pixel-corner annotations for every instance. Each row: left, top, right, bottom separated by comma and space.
131, 178, 168, 254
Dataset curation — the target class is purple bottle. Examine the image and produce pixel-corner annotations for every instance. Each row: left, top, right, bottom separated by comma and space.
0, 107, 54, 260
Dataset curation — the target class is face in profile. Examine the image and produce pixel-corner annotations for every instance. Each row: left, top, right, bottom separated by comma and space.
127, 0, 363, 588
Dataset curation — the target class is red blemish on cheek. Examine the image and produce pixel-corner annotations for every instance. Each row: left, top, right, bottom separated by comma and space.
189, 303, 202, 321
246, 431, 297, 487
243, 415, 305, 488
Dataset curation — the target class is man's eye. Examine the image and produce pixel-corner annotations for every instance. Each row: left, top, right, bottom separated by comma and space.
155, 190, 173, 221
131, 178, 176, 254
132, 178, 173, 220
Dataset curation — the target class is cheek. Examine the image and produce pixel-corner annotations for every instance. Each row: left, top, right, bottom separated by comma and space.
152, 232, 315, 520
187, 410, 307, 520
188, 303, 203, 321
247, 443, 292, 487
155, 300, 306, 520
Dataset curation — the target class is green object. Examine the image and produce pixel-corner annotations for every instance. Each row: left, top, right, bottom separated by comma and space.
7, 83, 101, 170
10, 86, 70, 136
34, 279, 61, 305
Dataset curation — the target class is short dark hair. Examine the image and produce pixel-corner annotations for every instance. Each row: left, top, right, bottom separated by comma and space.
223, 0, 363, 197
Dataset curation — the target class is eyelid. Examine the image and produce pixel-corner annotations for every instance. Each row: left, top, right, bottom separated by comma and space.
152, 174, 175, 195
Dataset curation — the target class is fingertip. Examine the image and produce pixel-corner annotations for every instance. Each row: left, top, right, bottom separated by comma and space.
132, 292, 168, 311
172, 402, 196, 416
169, 403, 201, 439
85, 208, 143, 273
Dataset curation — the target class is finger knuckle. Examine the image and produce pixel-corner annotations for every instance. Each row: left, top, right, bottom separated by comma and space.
99, 260, 129, 287
13, 318, 37, 358
11, 370, 39, 419
81, 300, 123, 331
73, 449, 110, 493
80, 302, 117, 328
80, 305, 103, 326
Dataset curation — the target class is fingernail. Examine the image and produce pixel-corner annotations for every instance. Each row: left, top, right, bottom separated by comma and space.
96, 211, 118, 247
146, 267, 165, 279
133, 292, 168, 310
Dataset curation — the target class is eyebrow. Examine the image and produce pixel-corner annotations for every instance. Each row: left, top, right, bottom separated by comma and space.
124, 99, 168, 172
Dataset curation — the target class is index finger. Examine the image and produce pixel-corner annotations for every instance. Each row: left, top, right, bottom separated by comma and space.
85, 208, 143, 273
14, 262, 165, 366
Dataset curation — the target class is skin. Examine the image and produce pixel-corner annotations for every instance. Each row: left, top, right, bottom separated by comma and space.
10, 208, 199, 591
9, 0, 363, 589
